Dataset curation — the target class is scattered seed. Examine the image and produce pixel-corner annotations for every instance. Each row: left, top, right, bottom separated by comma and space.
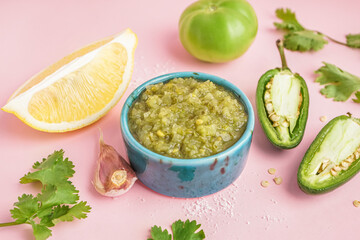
353, 200, 360, 207
320, 116, 327, 122
261, 180, 269, 188
330, 168, 338, 176
354, 151, 360, 159
268, 168, 276, 175
273, 122, 279, 127
273, 177, 283, 185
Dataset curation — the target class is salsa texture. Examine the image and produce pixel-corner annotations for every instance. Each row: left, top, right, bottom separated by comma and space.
128, 77, 248, 159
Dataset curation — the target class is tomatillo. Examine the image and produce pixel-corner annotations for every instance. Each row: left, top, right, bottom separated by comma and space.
179, 0, 258, 63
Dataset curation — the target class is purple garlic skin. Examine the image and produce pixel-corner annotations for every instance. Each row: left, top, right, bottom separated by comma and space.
93, 133, 137, 197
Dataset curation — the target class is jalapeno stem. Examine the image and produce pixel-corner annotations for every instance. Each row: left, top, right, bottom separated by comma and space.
276, 39, 288, 70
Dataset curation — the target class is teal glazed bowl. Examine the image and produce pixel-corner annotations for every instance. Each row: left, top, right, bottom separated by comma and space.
120, 72, 254, 198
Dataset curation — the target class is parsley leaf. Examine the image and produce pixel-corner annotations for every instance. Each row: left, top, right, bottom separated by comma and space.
274, 8, 304, 32
283, 30, 328, 52
315, 62, 360, 102
346, 34, 360, 48
172, 220, 205, 240
148, 220, 205, 240
148, 226, 172, 240
0, 150, 91, 240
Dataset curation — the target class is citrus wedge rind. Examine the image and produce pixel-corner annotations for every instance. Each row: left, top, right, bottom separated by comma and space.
2, 28, 137, 132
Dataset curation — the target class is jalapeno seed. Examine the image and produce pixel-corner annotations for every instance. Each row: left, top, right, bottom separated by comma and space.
261, 180, 269, 188
268, 168, 276, 175
273, 176, 283, 185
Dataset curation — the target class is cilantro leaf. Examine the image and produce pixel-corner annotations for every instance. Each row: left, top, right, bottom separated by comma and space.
148, 225, 172, 240
274, 8, 304, 32
30, 221, 52, 240
274, 8, 360, 51
36, 207, 53, 219
40, 205, 70, 227
354, 92, 360, 103
56, 201, 91, 222
37, 182, 79, 208
148, 220, 205, 240
10, 194, 38, 224
172, 220, 205, 240
315, 62, 360, 102
0, 150, 90, 240
21, 150, 75, 186
346, 33, 360, 48
283, 30, 328, 52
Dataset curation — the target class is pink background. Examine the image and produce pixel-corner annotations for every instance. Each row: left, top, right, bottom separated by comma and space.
1, 0, 360, 239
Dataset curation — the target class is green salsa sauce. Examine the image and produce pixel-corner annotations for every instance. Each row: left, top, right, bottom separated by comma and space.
128, 77, 248, 159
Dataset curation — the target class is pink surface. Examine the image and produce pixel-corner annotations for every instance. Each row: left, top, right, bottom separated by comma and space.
1, 0, 360, 239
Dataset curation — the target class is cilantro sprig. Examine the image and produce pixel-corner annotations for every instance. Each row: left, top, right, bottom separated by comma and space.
274, 8, 360, 51
315, 63, 360, 103
0, 150, 91, 240
148, 219, 205, 240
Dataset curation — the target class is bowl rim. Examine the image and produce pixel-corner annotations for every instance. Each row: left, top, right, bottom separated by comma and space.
120, 71, 254, 166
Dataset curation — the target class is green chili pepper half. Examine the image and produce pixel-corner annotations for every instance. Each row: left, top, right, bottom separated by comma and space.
298, 115, 360, 194
256, 40, 309, 149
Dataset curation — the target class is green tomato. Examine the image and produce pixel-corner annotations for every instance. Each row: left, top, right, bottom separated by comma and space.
179, 0, 258, 63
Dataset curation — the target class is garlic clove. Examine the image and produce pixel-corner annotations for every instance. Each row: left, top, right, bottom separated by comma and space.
93, 130, 137, 197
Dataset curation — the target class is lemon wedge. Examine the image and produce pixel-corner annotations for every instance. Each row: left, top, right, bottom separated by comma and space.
2, 28, 137, 132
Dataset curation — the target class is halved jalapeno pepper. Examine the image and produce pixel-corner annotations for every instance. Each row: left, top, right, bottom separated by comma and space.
256, 40, 309, 149
298, 115, 360, 194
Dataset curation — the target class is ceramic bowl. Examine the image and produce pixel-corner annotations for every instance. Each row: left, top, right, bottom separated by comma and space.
120, 72, 254, 198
